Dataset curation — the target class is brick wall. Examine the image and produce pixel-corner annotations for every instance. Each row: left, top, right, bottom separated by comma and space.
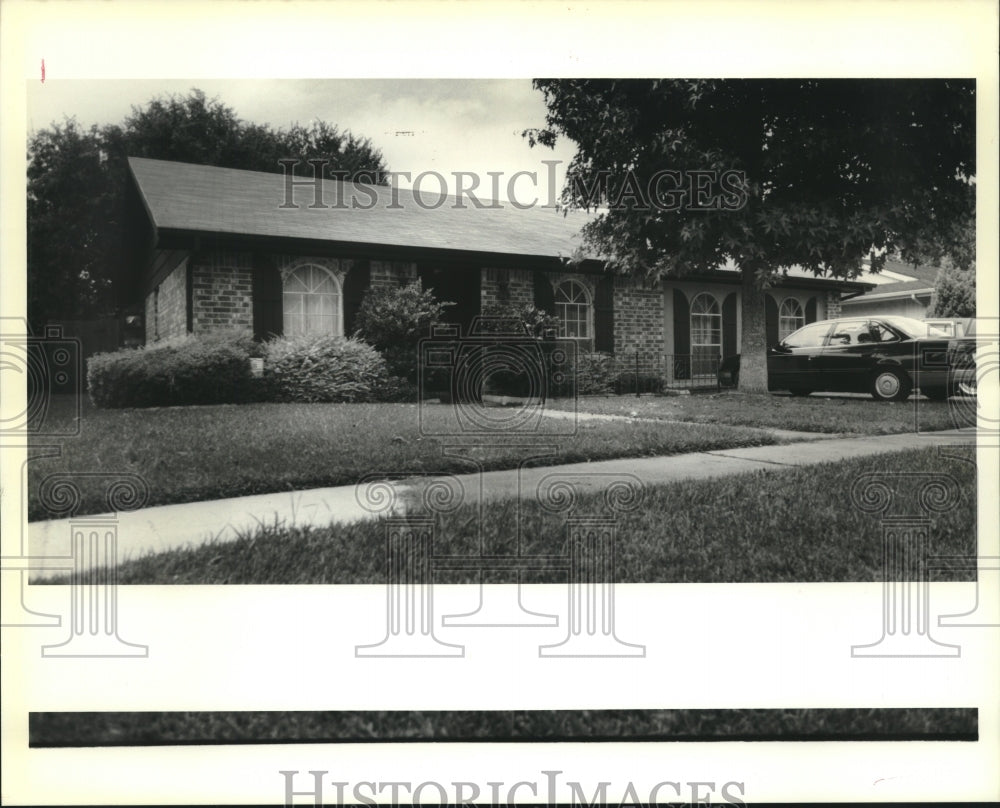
613, 277, 664, 354
158, 260, 188, 340
480, 268, 534, 308
825, 290, 842, 320
144, 259, 188, 342
144, 290, 156, 343
371, 260, 417, 288
191, 252, 253, 332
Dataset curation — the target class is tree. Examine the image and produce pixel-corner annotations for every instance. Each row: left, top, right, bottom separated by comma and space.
929, 262, 976, 318
27, 89, 388, 331
525, 79, 976, 391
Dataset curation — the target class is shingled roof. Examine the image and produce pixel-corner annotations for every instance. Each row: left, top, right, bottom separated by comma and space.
844, 258, 941, 301
128, 156, 592, 261
128, 156, 874, 293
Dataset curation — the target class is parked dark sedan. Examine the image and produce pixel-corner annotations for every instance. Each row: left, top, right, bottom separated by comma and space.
718, 316, 975, 401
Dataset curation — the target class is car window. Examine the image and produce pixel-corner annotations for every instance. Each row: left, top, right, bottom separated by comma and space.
826, 321, 876, 346
926, 321, 955, 336
782, 322, 831, 348
885, 316, 950, 338
868, 322, 900, 343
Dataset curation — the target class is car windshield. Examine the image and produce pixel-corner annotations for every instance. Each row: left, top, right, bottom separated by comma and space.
881, 317, 951, 338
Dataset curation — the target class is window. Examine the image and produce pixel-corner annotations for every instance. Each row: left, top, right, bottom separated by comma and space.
555, 280, 591, 340
778, 298, 805, 340
690, 293, 721, 374
868, 321, 901, 343
783, 322, 831, 348
282, 264, 343, 337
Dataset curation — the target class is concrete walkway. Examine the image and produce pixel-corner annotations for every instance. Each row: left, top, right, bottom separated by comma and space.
26, 429, 975, 579
538, 406, 838, 442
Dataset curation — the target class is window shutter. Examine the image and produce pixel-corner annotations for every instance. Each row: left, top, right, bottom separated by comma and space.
252, 256, 283, 340
672, 289, 691, 380
722, 292, 738, 359
594, 275, 615, 353
672, 288, 690, 356
343, 259, 370, 336
765, 293, 779, 346
533, 270, 555, 312
805, 296, 817, 324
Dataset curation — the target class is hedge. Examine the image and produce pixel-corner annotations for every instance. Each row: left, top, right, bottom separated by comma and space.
87, 330, 259, 408
263, 334, 387, 402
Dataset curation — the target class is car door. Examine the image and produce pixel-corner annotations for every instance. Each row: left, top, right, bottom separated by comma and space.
815, 319, 889, 392
767, 321, 832, 391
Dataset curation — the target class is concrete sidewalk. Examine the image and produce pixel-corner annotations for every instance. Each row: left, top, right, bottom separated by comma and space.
537, 406, 837, 442
26, 429, 975, 579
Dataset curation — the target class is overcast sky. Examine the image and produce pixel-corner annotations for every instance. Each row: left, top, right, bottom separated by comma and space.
27, 78, 577, 203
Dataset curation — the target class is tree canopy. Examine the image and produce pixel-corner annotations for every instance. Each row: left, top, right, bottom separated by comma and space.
526, 79, 976, 389
27, 89, 388, 331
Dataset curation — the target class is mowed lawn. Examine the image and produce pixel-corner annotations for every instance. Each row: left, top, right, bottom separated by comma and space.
61, 446, 976, 585
28, 398, 784, 520
550, 391, 972, 434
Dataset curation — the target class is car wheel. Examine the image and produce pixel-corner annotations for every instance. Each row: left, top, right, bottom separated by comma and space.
788, 388, 812, 397
922, 386, 949, 402
870, 368, 912, 402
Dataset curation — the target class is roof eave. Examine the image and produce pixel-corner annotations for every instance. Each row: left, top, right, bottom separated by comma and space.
841, 287, 935, 303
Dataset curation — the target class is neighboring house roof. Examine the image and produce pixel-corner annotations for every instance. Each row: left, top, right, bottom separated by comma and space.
127, 156, 872, 293
842, 258, 940, 303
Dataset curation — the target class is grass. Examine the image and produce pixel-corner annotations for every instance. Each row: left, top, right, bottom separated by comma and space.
30, 708, 977, 746
550, 391, 970, 434
28, 397, 784, 521
54, 446, 976, 585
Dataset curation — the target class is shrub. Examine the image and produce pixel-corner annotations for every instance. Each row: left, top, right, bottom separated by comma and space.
478, 302, 559, 338
574, 352, 616, 395
88, 330, 258, 408
353, 280, 452, 382
263, 334, 387, 402
474, 303, 563, 399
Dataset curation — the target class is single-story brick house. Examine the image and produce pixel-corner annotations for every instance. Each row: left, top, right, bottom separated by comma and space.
125, 157, 873, 379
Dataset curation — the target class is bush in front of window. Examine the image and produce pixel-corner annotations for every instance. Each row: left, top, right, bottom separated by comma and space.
87, 330, 260, 408
263, 334, 388, 403
353, 280, 453, 384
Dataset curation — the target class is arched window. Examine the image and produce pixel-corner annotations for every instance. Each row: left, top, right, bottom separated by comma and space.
555, 280, 592, 340
779, 298, 805, 340
690, 293, 721, 371
282, 264, 343, 337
